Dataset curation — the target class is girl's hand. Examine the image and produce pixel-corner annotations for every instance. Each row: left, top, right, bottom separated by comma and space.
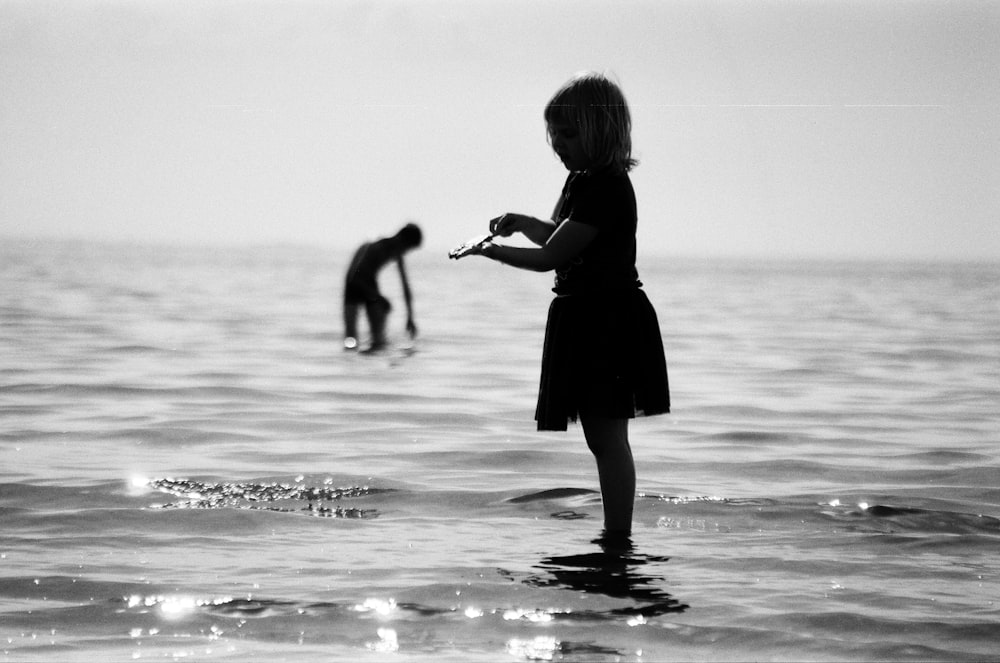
489, 213, 528, 237
465, 240, 494, 258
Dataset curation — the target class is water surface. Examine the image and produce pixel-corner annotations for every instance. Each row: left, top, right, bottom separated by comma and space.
2, 240, 998, 661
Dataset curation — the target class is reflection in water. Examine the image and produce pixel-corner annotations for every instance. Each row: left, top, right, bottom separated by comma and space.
526, 535, 688, 618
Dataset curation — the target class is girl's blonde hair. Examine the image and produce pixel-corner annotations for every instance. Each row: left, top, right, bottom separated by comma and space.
544, 72, 637, 173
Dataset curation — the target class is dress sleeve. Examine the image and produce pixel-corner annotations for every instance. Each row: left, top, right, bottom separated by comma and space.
563, 174, 620, 231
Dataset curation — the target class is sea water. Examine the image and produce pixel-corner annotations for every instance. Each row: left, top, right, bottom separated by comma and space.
1, 239, 998, 661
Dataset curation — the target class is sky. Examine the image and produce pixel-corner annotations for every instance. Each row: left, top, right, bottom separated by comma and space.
1, 0, 998, 260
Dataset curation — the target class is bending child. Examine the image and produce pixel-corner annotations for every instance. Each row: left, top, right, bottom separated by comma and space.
464, 72, 670, 542
343, 222, 422, 352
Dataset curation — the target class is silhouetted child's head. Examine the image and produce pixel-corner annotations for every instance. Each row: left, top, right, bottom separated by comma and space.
544, 72, 636, 174
395, 223, 423, 250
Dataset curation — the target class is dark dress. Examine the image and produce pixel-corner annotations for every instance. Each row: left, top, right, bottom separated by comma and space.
535, 170, 670, 431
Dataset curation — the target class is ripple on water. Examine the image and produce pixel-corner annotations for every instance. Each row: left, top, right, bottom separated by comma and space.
146, 477, 389, 519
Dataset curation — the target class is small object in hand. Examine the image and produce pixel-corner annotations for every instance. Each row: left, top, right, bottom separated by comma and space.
448, 233, 495, 260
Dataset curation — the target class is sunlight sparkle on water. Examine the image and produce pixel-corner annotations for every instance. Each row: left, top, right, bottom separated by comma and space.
159, 596, 196, 620
503, 607, 560, 623
128, 475, 150, 495
125, 594, 235, 621
366, 627, 398, 653
627, 614, 647, 626
507, 635, 560, 661
354, 597, 397, 616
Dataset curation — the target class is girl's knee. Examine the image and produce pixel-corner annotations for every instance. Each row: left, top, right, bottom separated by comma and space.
587, 438, 630, 460
585, 436, 604, 457
581, 417, 629, 457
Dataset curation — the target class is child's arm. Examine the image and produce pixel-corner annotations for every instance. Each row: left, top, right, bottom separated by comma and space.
396, 257, 417, 338
480, 219, 597, 272
489, 213, 557, 247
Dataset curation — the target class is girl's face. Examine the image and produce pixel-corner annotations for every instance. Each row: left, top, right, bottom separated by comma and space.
548, 121, 589, 172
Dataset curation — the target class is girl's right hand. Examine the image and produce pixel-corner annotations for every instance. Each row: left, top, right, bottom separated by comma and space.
489, 213, 527, 237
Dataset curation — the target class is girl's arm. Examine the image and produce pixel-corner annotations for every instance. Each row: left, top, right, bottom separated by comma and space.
480, 219, 597, 272
489, 213, 557, 247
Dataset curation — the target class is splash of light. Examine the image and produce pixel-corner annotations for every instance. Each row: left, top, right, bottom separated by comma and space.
146, 477, 381, 518
354, 597, 397, 616
656, 494, 728, 505
159, 596, 198, 619
627, 614, 647, 627
366, 628, 398, 653
128, 475, 150, 495
507, 636, 560, 661
502, 607, 559, 623
123, 594, 235, 621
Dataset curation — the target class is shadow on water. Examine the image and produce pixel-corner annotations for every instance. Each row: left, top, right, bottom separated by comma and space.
524, 535, 688, 618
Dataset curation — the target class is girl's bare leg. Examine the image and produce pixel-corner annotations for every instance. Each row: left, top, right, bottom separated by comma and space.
580, 414, 635, 535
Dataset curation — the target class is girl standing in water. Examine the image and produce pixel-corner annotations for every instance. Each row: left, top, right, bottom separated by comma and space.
466, 72, 670, 541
